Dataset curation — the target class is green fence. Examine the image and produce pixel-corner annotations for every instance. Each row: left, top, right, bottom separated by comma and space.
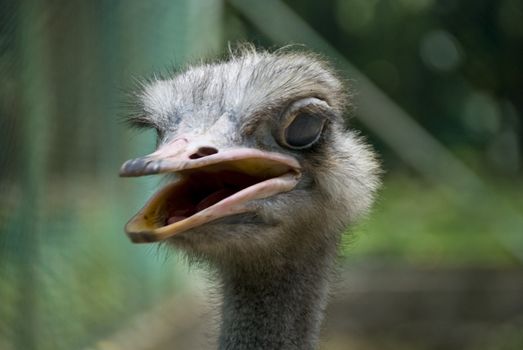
0, 1, 221, 349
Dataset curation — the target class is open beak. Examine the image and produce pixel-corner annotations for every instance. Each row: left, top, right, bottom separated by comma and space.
119, 138, 301, 243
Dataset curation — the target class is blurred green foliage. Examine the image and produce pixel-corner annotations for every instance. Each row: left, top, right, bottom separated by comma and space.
347, 175, 523, 266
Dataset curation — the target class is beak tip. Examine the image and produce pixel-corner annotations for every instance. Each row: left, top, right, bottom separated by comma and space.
118, 167, 129, 177
119, 157, 161, 177
125, 217, 166, 243
119, 159, 136, 177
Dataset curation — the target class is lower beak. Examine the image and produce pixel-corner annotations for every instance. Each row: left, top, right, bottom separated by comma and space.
120, 141, 301, 243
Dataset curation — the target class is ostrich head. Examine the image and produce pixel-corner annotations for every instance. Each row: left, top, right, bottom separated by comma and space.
120, 48, 380, 269
121, 47, 380, 349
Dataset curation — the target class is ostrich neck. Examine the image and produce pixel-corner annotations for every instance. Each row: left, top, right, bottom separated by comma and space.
217, 244, 336, 350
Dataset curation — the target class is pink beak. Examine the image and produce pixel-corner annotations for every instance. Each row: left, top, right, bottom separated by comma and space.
120, 137, 301, 243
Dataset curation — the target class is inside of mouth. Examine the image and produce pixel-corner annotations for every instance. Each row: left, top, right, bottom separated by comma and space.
160, 169, 271, 227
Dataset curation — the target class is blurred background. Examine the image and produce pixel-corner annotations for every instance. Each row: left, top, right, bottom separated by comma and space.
1, 0, 522, 349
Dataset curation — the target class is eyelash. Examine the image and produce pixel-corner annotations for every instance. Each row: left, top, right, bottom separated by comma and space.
126, 114, 152, 128
155, 128, 165, 140
126, 113, 165, 136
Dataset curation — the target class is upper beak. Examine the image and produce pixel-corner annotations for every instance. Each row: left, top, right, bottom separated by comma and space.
120, 137, 301, 243
119, 137, 299, 179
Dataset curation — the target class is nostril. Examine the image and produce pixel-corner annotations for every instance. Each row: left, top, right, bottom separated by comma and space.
189, 146, 219, 159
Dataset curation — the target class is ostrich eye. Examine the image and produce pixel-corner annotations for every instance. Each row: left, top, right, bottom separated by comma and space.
283, 112, 326, 149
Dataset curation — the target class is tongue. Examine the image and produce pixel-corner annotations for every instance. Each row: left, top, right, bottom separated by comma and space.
167, 216, 188, 225
166, 209, 194, 225
166, 188, 236, 226
196, 188, 236, 212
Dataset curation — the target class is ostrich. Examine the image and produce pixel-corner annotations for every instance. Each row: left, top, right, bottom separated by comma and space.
120, 46, 380, 350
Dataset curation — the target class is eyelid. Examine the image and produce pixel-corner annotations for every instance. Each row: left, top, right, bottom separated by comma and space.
283, 98, 336, 131
285, 97, 331, 116
280, 97, 332, 130
240, 97, 332, 136
277, 97, 331, 149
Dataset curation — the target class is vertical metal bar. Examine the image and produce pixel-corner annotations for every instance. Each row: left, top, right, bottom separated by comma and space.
14, 0, 54, 348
